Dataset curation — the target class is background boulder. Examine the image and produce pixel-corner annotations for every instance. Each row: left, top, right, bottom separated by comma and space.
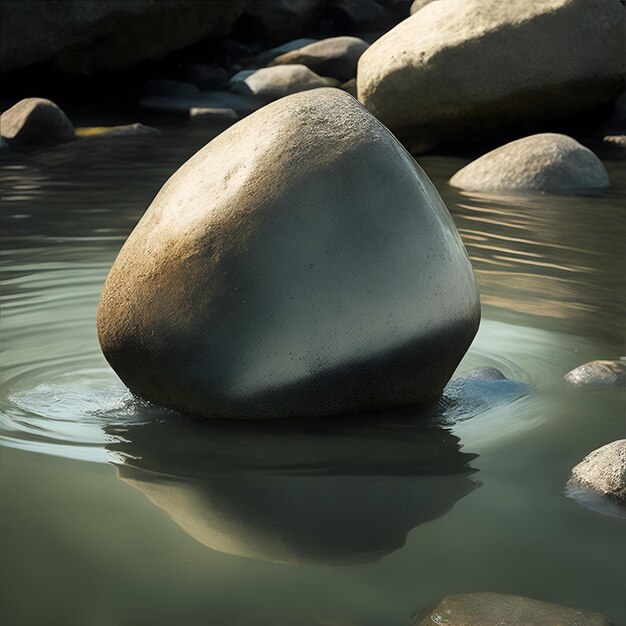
0, 97, 75, 145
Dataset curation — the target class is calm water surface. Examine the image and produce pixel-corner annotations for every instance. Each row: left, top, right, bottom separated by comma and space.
1, 121, 625, 626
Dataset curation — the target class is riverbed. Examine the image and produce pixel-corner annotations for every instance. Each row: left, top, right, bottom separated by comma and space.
1, 119, 624, 625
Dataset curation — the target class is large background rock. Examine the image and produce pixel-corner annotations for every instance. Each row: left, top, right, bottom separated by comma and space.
358, 0, 625, 153
97, 88, 480, 419
0, 0, 247, 74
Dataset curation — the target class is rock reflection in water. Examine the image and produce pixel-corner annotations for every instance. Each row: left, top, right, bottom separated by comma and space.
107, 410, 479, 566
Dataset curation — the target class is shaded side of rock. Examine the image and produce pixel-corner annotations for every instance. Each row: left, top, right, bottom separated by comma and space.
413, 592, 615, 626
565, 359, 625, 387
449, 134, 610, 192
75, 123, 160, 138
0, 98, 75, 145
358, 0, 625, 153
269, 36, 368, 82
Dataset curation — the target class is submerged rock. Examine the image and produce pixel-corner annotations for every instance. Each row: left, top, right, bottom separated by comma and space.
413, 592, 615, 625
358, 0, 625, 153
565, 359, 625, 388
567, 440, 626, 518
97, 88, 480, 419
0, 98, 75, 146
230, 64, 336, 100
449, 134, 610, 193
269, 36, 368, 81
75, 123, 160, 138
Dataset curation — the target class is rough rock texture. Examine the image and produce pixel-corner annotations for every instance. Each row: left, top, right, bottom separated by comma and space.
449, 134, 610, 193
0, 0, 247, 75
230, 65, 336, 100
98, 88, 480, 419
75, 123, 160, 138
0, 98, 75, 145
358, 0, 625, 153
412, 593, 615, 625
565, 359, 625, 387
269, 36, 369, 81
569, 440, 626, 503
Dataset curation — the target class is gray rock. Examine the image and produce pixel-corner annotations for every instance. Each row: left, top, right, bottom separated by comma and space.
230, 65, 337, 100
603, 134, 626, 148
0, 98, 75, 145
189, 107, 238, 123
413, 592, 615, 625
269, 36, 369, 82
75, 123, 160, 138
340, 78, 358, 97
252, 38, 319, 68
568, 440, 626, 507
0, 0, 246, 75
97, 88, 480, 419
565, 359, 625, 388
449, 134, 610, 193
358, 0, 625, 153
174, 64, 229, 89
139, 90, 260, 116
240, 0, 322, 44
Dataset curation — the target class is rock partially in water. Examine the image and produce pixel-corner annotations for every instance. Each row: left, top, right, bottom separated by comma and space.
98, 88, 480, 419
412, 592, 615, 625
565, 359, 625, 388
449, 134, 610, 193
139, 90, 260, 116
439, 367, 529, 422
189, 107, 238, 123
604, 135, 626, 148
568, 440, 626, 514
357, 0, 625, 153
269, 36, 368, 82
75, 123, 160, 138
0, 98, 75, 146
230, 65, 337, 100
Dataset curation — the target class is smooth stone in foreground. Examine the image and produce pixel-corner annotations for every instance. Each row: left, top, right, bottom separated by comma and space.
269, 36, 368, 81
568, 440, 626, 507
450, 134, 609, 193
0, 98, 75, 145
565, 359, 625, 388
98, 88, 480, 419
358, 0, 625, 153
412, 592, 615, 625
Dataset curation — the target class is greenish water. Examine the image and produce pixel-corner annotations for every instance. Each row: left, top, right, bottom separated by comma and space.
1, 123, 625, 626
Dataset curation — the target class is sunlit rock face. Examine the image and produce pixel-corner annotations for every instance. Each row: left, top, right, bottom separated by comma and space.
97, 88, 479, 419
0, 98, 75, 146
110, 410, 479, 565
358, 0, 625, 153
450, 134, 610, 193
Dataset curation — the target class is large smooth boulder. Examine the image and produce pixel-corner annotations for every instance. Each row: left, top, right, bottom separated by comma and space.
358, 0, 625, 153
449, 134, 610, 193
269, 36, 369, 82
0, 1, 247, 75
230, 65, 336, 100
569, 440, 626, 503
97, 88, 480, 419
0, 98, 75, 145
413, 593, 614, 625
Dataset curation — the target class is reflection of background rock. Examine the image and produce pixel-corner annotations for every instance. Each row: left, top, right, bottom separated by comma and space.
109, 411, 478, 565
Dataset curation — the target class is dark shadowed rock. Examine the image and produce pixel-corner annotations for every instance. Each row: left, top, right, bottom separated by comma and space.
75, 123, 160, 139
252, 38, 319, 68
174, 64, 229, 89
358, 0, 625, 153
0, 98, 75, 145
269, 36, 368, 82
230, 65, 337, 100
0, 0, 247, 75
413, 592, 615, 625
97, 88, 480, 419
139, 90, 260, 116
565, 359, 625, 388
450, 134, 610, 193
567, 440, 626, 519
